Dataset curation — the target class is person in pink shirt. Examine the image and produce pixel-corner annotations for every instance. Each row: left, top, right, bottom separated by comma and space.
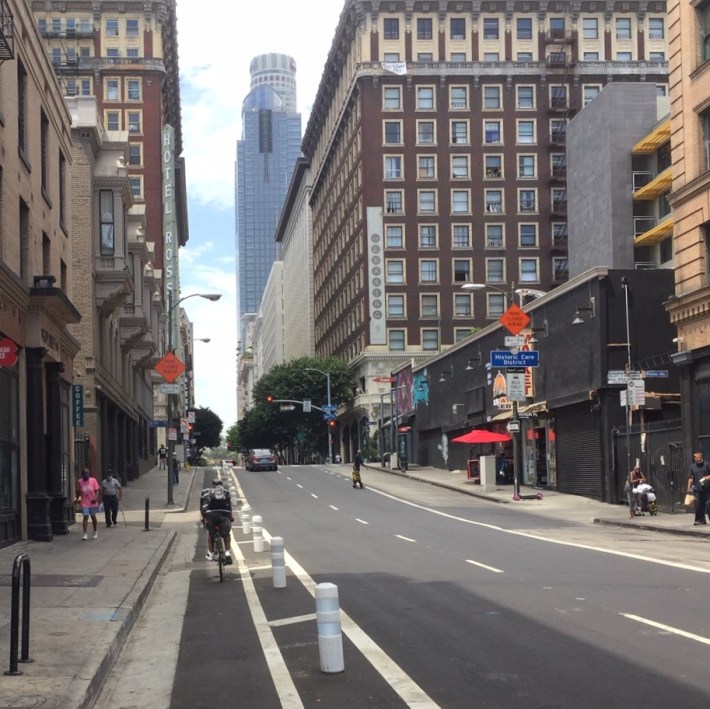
75, 468, 102, 540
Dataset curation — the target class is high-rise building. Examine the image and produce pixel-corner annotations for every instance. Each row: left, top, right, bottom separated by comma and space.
301, 0, 668, 389
236, 53, 301, 355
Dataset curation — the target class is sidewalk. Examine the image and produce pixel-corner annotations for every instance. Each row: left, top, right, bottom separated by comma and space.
0, 463, 197, 709
1, 462, 707, 709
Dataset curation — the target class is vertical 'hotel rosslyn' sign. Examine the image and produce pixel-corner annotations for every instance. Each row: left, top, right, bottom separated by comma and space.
163, 125, 179, 350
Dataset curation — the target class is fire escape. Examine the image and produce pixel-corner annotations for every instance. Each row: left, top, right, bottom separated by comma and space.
0, 0, 15, 62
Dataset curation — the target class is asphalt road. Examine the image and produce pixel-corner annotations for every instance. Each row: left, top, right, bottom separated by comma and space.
97, 464, 710, 708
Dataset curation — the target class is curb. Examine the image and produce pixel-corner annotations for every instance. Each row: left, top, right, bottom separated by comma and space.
61, 528, 177, 709
594, 518, 710, 538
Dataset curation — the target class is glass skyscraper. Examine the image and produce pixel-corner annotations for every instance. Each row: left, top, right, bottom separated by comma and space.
236, 53, 302, 350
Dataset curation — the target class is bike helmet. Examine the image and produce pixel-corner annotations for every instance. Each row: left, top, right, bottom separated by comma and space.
212, 478, 223, 486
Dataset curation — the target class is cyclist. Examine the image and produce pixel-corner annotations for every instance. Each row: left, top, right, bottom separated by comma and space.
201, 478, 234, 564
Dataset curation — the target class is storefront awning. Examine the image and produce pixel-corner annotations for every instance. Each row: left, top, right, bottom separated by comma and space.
490, 409, 513, 421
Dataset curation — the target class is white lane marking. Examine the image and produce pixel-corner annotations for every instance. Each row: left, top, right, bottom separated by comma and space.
311, 493, 318, 499
355, 518, 369, 525
296, 483, 303, 489
261, 529, 437, 707
621, 613, 710, 646
395, 534, 417, 543
249, 564, 272, 572
465, 559, 504, 574
368, 486, 710, 574
268, 613, 317, 628
286, 476, 292, 481
230, 529, 303, 707
329, 505, 339, 511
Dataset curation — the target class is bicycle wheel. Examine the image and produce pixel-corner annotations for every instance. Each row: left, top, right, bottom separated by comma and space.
216, 538, 224, 582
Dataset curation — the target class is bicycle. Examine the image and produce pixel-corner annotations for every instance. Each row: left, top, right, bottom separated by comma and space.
213, 530, 226, 582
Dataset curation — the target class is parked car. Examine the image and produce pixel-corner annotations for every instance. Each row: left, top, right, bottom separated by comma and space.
246, 449, 278, 471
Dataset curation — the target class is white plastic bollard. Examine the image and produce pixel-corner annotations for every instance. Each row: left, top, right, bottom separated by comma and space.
242, 511, 251, 535
252, 514, 264, 552
271, 536, 286, 588
315, 582, 344, 673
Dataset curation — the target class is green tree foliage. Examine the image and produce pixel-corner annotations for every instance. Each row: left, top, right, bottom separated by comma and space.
193, 406, 223, 449
234, 357, 356, 458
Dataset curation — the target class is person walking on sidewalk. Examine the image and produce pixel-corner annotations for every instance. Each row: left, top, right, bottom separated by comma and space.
627, 464, 646, 518
158, 444, 167, 469
172, 452, 180, 485
75, 468, 102, 540
688, 451, 710, 526
101, 466, 122, 528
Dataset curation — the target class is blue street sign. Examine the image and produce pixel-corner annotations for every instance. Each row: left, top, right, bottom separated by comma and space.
490, 350, 540, 368
149, 420, 169, 428
643, 370, 669, 378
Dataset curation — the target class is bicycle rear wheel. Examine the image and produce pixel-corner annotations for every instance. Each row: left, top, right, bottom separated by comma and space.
215, 537, 225, 582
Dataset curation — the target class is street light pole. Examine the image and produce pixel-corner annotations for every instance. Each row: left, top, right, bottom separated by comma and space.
305, 368, 332, 464
622, 277, 633, 477
165, 292, 221, 504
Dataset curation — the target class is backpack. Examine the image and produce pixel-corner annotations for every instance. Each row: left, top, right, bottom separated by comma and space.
208, 486, 230, 511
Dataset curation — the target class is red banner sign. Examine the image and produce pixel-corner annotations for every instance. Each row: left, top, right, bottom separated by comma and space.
0, 337, 18, 368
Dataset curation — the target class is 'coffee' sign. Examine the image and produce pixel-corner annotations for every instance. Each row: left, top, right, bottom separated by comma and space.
0, 337, 18, 368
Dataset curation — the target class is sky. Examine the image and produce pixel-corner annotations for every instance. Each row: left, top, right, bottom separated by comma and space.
175, 1, 346, 430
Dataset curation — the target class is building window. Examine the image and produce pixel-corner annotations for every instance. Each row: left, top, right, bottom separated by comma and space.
81, 79, 92, 96
417, 52, 433, 62
452, 224, 471, 248
583, 85, 601, 106
550, 84, 567, 106
483, 52, 499, 62
129, 176, 142, 199
417, 120, 436, 144
418, 190, 436, 213
127, 111, 142, 133
616, 17, 631, 40
107, 48, 120, 58
517, 18, 533, 40
106, 78, 120, 100
552, 222, 568, 244
454, 294, 472, 317
450, 52, 467, 62
486, 258, 505, 283
484, 120, 501, 143
384, 86, 402, 110
452, 190, 470, 214
520, 258, 539, 283
100, 190, 115, 255
419, 225, 437, 248
551, 153, 566, 176
127, 48, 139, 58
451, 155, 469, 179
106, 18, 119, 36
450, 86, 468, 109
126, 18, 140, 37
386, 260, 405, 283
105, 110, 120, 131
485, 154, 502, 178
552, 187, 567, 209
583, 52, 600, 61
700, 3, 710, 63
450, 18, 466, 40
520, 224, 538, 247
702, 107, 710, 171
483, 85, 501, 109
483, 17, 499, 39
386, 225, 404, 248
553, 257, 569, 282
485, 189, 503, 213
128, 144, 142, 166
59, 152, 67, 228
487, 293, 506, 318
384, 18, 399, 40
418, 155, 436, 179
419, 259, 438, 283
384, 156, 402, 179
517, 86, 535, 109
389, 330, 406, 351
517, 52, 534, 61
385, 190, 403, 213
417, 86, 435, 110
616, 52, 632, 61
486, 224, 504, 248
648, 17, 664, 39
582, 17, 598, 39
519, 189, 537, 212
387, 294, 405, 317
517, 120, 536, 144
384, 121, 402, 144
422, 330, 439, 351
518, 155, 536, 178
453, 259, 471, 282
421, 294, 439, 318
549, 17, 565, 37
17, 61, 27, 158
126, 79, 141, 101
649, 51, 665, 61
40, 111, 49, 196
451, 120, 468, 144
417, 18, 433, 40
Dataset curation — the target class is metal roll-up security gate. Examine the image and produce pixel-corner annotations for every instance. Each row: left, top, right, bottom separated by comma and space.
555, 403, 603, 498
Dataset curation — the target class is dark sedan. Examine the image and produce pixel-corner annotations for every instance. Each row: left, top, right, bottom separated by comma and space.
246, 449, 278, 471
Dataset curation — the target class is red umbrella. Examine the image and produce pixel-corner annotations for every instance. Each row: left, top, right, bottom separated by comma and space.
450, 430, 511, 444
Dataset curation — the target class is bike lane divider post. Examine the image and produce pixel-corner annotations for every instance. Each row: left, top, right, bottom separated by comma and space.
242, 510, 251, 535
252, 514, 264, 552
271, 536, 286, 588
315, 582, 344, 673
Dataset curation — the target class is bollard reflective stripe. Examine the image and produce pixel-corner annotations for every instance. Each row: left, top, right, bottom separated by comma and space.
271, 536, 286, 588
242, 511, 251, 535
315, 582, 344, 673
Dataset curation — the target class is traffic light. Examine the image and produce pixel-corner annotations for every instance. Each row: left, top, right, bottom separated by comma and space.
266, 395, 273, 403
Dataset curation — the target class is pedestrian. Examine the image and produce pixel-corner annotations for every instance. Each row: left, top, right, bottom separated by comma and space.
158, 444, 167, 469
352, 449, 364, 489
688, 451, 710, 526
75, 468, 101, 540
172, 452, 180, 485
627, 464, 646, 518
101, 466, 122, 528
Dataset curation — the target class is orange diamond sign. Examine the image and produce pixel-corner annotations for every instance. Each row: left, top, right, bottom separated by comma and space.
155, 352, 185, 383
499, 304, 530, 336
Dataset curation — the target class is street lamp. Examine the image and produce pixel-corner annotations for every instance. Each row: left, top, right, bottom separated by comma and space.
166, 291, 221, 504
304, 367, 332, 464
461, 281, 523, 498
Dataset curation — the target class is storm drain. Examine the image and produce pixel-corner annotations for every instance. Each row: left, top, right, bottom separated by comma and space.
0, 574, 102, 587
